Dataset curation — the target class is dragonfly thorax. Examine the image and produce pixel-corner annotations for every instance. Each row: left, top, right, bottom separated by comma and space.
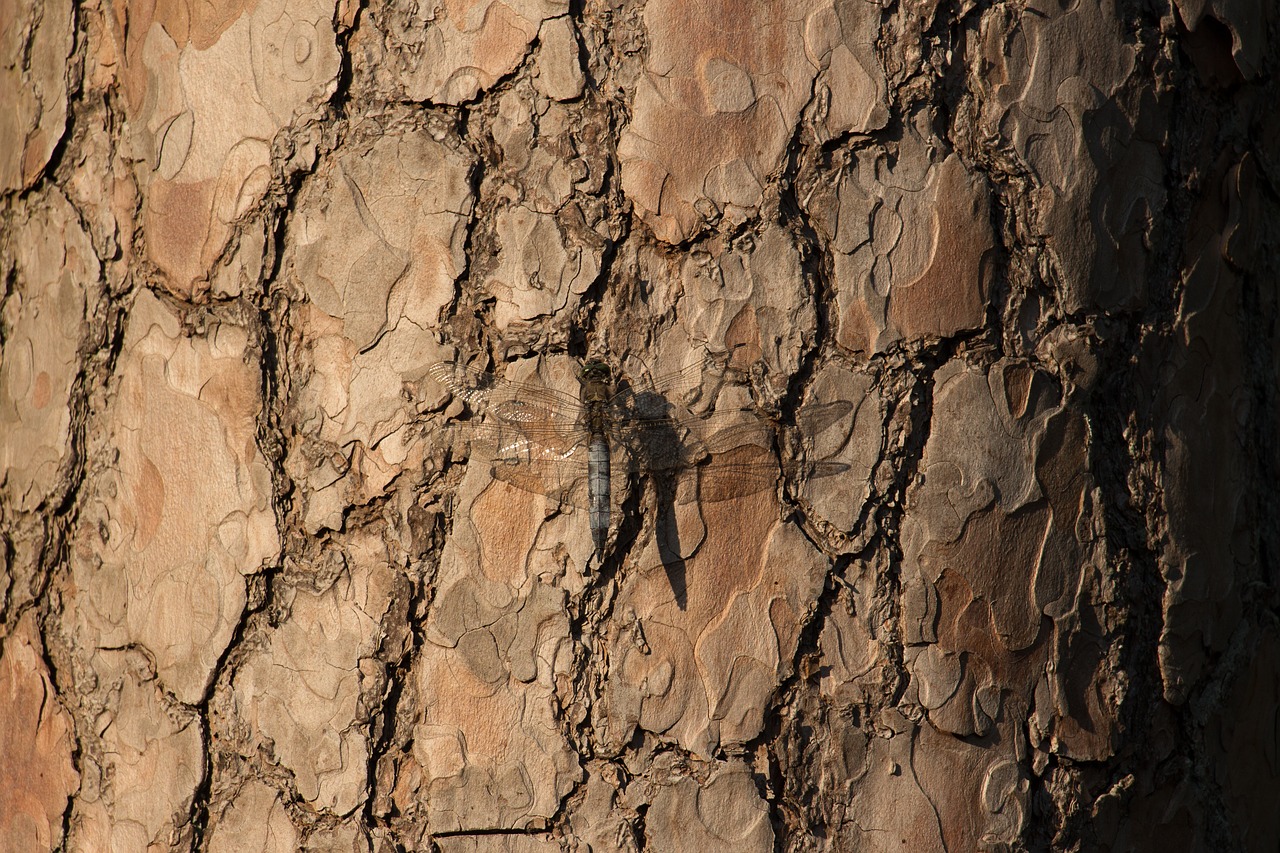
578, 361, 614, 412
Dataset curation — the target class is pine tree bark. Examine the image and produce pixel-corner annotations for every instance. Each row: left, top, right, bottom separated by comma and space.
1, 0, 1277, 850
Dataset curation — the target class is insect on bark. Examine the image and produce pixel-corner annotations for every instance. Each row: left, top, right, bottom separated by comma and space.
428, 356, 852, 559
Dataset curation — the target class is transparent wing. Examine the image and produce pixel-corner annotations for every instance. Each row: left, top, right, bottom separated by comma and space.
428, 360, 583, 428
438, 421, 638, 513
604, 355, 756, 473
664, 402, 854, 504
437, 420, 587, 499
609, 356, 726, 417
430, 359, 588, 501
431, 358, 855, 503
610, 391, 856, 474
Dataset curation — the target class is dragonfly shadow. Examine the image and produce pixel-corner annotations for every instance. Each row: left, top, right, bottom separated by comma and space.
653, 476, 689, 610
620, 386, 693, 609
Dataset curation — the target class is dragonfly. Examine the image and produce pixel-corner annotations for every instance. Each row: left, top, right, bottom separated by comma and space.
427, 356, 851, 556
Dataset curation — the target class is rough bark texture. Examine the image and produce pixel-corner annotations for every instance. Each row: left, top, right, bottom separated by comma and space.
1, 0, 1277, 850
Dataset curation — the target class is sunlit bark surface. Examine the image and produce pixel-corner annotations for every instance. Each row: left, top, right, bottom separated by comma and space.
1, 0, 1277, 850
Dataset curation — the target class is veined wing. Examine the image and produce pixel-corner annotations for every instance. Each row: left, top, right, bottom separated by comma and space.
689, 444, 851, 504
605, 356, 854, 467
437, 419, 598, 502
687, 399, 854, 501
609, 399, 855, 501
431, 359, 594, 501
608, 356, 727, 418
601, 355, 767, 472
428, 360, 583, 430
430, 356, 724, 466
430, 358, 853, 504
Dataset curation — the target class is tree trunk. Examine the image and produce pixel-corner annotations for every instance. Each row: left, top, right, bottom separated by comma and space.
2, 0, 1276, 850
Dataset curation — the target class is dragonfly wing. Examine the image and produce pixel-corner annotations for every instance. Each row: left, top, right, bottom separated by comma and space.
653, 401, 853, 505
678, 452, 851, 505
612, 416, 706, 473
433, 357, 856, 509
610, 406, 774, 473
610, 356, 727, 415
432, 358, 593, 477
429, 361, 582, 428
796, 400, 856, 443
675, 443, 778, 503
440, 421, 591, 499
489, 456, 582, 501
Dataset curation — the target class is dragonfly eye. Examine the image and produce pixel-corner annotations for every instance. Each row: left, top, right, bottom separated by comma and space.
580, 361, 612, 382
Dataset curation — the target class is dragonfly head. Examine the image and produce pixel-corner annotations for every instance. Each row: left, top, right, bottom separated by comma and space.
579, 361, 613, 384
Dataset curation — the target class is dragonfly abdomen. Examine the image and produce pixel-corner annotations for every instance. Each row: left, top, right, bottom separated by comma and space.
587, 433, 610, 553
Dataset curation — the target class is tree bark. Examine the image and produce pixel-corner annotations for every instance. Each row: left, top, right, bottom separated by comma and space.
1, 0, 1277, 850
